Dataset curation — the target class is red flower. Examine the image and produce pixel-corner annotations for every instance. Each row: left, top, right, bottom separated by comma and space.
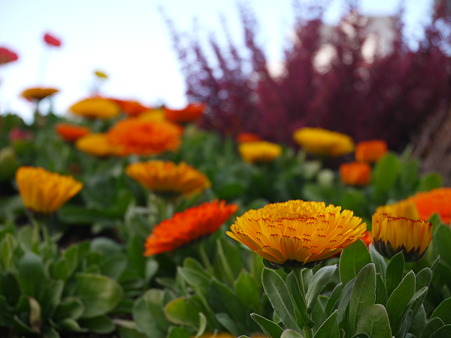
144, 200, 238, 255
339, 162, 372, 186
44, 33, 62, 47
236, 132, 262, 143
55, 123, 90, 143
164, 103, 205, 124
109, 98, 151, 116
0, 47, 19, 65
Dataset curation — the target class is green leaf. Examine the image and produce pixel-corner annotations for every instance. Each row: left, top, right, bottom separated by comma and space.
214, 238, 242, 286
75, 273, 123, 318
435, 226, 451, 266
418, 173, 442, 192
164, 297, 202, 329
280, 329, 305, 338
355, 304, 392, 338
194, 312, 207, 338
132, 290, 168, 338
349, 264, 376, 332
78, 315, 115, 334
286, 271, 313, 328
234, 270, 260, 312
251, 313, 284, 338
262, 268, 299, 330
416, 268, 432, 291
313, 310, 339, 338
430, 325, 451, 337
372, 153, 400, 193
369, 244, 387, 280
53, 297, 84, 321
337, 279, 355, 325
178, 267, 210, 299
421, 318, 445, 338
216, 313, 239, 336
325, 283, 343, 315
431, 298, 451, 325
386, 270, 415, 333
375, 274, 387, 305
410, 305, 427, 337
17, 251, 47, 299
167, 326, 192, 338
306, 265, 337, 312
385, 252, 405, 297
339, 240, 371, 285
208, 279, 247, 331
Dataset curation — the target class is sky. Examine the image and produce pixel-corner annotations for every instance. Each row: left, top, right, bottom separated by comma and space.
0, 0, 435, 123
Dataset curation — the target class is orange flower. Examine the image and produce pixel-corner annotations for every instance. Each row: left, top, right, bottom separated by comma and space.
21, 87, 59, 101
236, 132, 262, 143
227, 200, 366, 268
238, 141, 282, 163
164, 103, 205, 124
70, 97, 120, 119
107, 118, 182, 156
0, 46, 19, 65
408, 188, 451, 224
293, 127, 354, 157
339, 162, 371, 186
55, 123, 90, 143
16, 166, 82, 213
355, 140, 388, 163
109, 98, 151, 116
372, 212, 432, 261
361, 231, 373, 247
126, 160, 211, 198
75, 133, 120, 157
144, 200, 238, 255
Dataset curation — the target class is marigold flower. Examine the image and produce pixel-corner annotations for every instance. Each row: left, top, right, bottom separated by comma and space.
138, 108, 166, 122
238, 141, 282, 164
16, 166, 82, 213
236, 132, 262, 143
55, 123, 90, 143
227, 200, 366, 268
375, 199, 420, 220
107, 118, 182, 156
144, 200, 238, 255
21, 87, 59, 102
372, 212, 432, 261
70, 97, 120, 119
0, 46, 19, 65
408, 188, 451, 224
293, 127, 354, 157
94, 70, 108, 79
126, 160, 211, 198
339, 162, 371, 186
75, 133, 120, 157
109, 98, 151, 116
43, 32, 62, 47
355, 140, 388, 163
164, 103, 205, 124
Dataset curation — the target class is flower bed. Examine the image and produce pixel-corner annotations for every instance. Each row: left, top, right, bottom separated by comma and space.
0, 102, 450, 337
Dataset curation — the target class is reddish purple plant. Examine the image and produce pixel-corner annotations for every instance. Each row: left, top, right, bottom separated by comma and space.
164, 1, 450, 150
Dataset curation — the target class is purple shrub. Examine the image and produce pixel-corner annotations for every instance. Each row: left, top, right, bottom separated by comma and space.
164, 0, 450, 150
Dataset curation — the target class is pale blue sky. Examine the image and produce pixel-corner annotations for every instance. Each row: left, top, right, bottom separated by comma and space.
0, 0, 434, 122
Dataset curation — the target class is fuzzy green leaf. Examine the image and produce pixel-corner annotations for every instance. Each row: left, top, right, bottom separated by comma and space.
431, 297, 451, 325
349, 264, 376, 332
306, 265, 337, 312
355, 304, 392, 338
262, 268, 299, 330
313, 310, 339, 338
339, 241, 371, 285
386, 270, 415, 333
251, 313, 284, 338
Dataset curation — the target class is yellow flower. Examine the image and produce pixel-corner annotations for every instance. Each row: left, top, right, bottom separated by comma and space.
70, 97, 120, 119
75, 133, 121, 157
293, 127, 354, 157
375, 200, 420, 220
21, 87, 59, 101
238, 141, 282, 163
126, 160, 210, 198
16, 166, 82, 213
227, 200, 366, 268
94, 70, 108, 79
138, 108, 167, 122
372, 212, 432, 261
